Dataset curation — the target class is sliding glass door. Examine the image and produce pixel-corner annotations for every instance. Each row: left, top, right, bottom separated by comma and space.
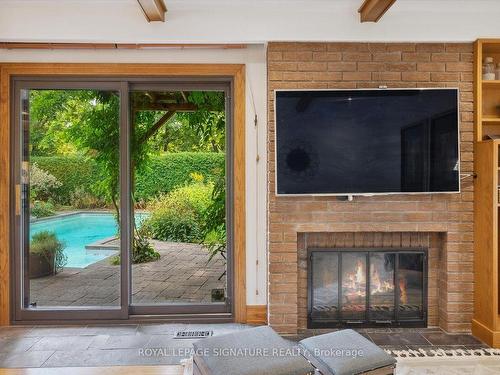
129, 83, 231, 315
12, 78, 232, 321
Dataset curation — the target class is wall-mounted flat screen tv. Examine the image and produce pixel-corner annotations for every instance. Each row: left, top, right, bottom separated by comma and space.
275, 89, 460, 195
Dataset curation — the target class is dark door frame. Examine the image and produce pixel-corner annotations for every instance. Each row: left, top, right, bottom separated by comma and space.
12, 80, 130, 321
127, 80, 233, 316
0, 64, 246, 325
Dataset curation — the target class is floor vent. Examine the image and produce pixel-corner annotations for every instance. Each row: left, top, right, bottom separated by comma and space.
175, 330, 213, 339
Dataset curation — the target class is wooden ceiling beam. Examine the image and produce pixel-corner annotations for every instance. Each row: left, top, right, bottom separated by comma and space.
137, 0, 167, 22
358, 0, 397, 23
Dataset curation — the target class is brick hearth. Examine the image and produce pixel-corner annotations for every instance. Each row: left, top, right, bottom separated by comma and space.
267, 42, 474, 334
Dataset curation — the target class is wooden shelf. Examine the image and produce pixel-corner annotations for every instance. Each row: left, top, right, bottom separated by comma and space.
473, 39, 500, 348
483, 41, 500, 54
483, 80, 500, 86
483, 117, 500, 123
477, 39, 500, 142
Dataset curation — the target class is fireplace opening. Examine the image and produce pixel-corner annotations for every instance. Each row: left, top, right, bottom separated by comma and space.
308, 248, 427, 328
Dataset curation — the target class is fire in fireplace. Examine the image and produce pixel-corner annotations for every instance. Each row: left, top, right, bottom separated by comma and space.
308, 248, 427, 328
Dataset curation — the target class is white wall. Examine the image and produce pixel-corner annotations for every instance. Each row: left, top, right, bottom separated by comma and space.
0, 0, 500, 43
0, 45, 268, 306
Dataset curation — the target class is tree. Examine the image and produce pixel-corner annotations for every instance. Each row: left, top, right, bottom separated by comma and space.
176, 91, 226, 152
29, 90, 78, 156
29, 90, 226, 156
27, 89, 227, 263
59, 90, 122, 219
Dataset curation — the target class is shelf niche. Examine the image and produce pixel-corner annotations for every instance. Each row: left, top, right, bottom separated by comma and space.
476, 40, 500, 141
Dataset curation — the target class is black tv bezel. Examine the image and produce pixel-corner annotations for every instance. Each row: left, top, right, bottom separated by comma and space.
274, 88, 461, 197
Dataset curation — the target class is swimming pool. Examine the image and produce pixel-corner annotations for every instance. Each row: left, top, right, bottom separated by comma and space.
30, 212, 147, 268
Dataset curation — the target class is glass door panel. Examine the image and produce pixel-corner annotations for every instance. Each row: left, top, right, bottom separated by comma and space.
310, 252, 339, 321
369, 253, 395, 321
129, 87, 229, 312
398, 253, 425, 321
15, 85, 126, 318
341, 252, 367, 321
13, 79, 233, 321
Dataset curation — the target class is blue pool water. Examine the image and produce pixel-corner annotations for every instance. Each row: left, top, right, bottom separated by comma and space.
30, 213, 147, 268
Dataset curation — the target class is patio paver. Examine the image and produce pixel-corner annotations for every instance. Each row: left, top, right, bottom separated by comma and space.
30, 241, 225, 307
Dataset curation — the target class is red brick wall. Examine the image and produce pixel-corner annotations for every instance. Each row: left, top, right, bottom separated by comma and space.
267, 42, 474, 334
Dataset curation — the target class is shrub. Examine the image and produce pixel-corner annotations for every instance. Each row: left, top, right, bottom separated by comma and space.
143, 211, 202, 243
30, 163, 62, 201
141, 182, 213, 243
132, 235, 160, 264
70, 187, 106, 209
30, 231, 67, 274
31, 156, 100, 204
203, 225, 226, 262
134, 152, 224, 201
33, 152, 224, 204
31, 201, 56, 218
111, 233, 160, 265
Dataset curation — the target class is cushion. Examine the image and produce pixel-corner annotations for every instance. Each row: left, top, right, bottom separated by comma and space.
299, 329, 396, 375
192, 326, 315, 375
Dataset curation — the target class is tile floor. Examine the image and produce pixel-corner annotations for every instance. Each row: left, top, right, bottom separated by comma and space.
292, 327, 489, 353
0, 324, 488, 368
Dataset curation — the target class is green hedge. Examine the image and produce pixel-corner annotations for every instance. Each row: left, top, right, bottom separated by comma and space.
32, 156, 99, 204
32, 152, 224, 204
134, 153, 224, 201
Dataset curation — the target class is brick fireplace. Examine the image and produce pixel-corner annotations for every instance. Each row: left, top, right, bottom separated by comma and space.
267, 42, 474, 334
307, 245, 428, 329
299, 232, 441, 330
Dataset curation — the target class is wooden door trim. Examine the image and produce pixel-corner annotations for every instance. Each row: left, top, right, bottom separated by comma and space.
0, 63, 246, 325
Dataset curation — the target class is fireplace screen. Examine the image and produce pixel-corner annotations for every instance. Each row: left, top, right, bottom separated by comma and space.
308, 249, 427, 328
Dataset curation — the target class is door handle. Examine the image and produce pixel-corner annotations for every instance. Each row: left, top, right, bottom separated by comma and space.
15, 184, 21, 216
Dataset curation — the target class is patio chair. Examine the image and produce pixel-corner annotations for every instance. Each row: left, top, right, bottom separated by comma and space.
192, 326, 396, 375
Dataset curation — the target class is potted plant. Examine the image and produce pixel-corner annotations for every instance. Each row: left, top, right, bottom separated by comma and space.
29, 231, 67, 278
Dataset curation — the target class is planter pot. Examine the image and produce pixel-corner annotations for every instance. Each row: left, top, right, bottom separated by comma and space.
29, 253, 55, 279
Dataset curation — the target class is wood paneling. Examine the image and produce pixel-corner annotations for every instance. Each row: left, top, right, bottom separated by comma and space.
0, 63, 246, 325
0, 43, 246, 50
233, 66, 247, 324
472, 140, 500, 347
246, 305, 267, 325
475, 41, 483, 141
473, 141, 497, 328
472, 39, 500, 348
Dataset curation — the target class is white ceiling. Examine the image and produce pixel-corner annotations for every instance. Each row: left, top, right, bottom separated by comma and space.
0, 0, 499, 43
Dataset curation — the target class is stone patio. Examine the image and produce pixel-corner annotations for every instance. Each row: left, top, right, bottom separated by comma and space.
30, 241, 226, 307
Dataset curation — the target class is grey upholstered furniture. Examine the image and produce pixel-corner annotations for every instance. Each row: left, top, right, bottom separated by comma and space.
192, 326, 315, 375
192, 326, 396, 375
300, 329, 396, 375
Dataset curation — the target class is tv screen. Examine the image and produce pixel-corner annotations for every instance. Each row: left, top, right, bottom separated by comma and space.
275, 89, 460, 195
